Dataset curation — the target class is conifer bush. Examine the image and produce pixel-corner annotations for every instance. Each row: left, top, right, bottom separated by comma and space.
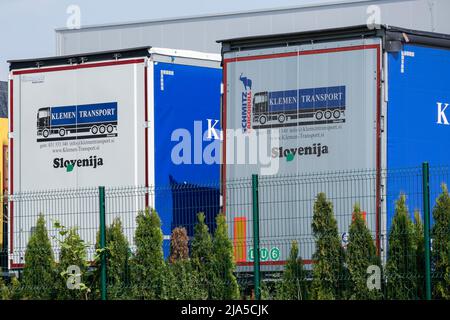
22, 214, 55, 300
95, 218, 131, 299
413, 210, 425, 300
210, 213, 240, 300
131, 208, 166, 299
276, 240, 308, 300
385, 194, 417, 300
191, 212, 215, 298
166, 226, 206, 300
346, 204, 382, 300
310, 193, 343, 300
0, 277, 22, 300
431, 184, 450, 299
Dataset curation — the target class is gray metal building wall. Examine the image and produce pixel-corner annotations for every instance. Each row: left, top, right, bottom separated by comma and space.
55, 0, 450, 56
0, 82, 7, 118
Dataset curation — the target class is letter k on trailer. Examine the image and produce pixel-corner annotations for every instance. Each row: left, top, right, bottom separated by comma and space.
437, 102, 449, 125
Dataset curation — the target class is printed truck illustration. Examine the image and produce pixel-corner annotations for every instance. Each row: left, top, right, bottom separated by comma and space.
36, 102, 118, 141
252, 86, 346, 126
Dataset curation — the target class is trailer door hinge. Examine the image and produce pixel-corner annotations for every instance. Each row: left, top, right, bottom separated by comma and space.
220, 83, 224, 95
8, 132, 13, 139
144, 121, 150, 128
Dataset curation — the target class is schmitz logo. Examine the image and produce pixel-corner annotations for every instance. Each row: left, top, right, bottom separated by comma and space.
240, 73, 252, 133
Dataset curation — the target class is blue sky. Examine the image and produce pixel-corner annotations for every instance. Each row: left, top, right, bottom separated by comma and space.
0, 0, 361, 80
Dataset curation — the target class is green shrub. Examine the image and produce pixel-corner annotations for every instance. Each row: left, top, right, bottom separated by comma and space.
22, 214, 55, 299
54, 225, 90, 300
386, 194, 417, 300
431, 184, 450, 299
210, 213, 240, 300
191, 212, 215, 298
276, 241, 308, 300
413, 210, 425, 300
0, 277, 22, 300
131, 208, 166, 299
95, 218, 131, 300
346, 204, 382, 300
166, 226, 207, 300
166, 260, 207, 300
310, 193, 343, 300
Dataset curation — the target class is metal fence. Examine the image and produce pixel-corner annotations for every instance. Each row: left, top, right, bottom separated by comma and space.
1, 164, 449, 300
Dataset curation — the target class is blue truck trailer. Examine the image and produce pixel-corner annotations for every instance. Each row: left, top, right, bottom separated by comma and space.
386, 42, 450, 232
220, 25, 450, 269
8, 47, 222, 266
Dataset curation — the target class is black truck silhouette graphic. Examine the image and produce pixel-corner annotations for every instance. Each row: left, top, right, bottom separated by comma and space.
36, 102, 118, 142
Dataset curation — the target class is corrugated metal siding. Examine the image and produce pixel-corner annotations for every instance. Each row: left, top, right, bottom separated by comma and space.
55, 0, 450, 56
0, 81, 7, 118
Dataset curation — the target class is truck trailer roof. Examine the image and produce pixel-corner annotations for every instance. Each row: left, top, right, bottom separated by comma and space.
8, 46, 221, 71
218, 24, 450, 53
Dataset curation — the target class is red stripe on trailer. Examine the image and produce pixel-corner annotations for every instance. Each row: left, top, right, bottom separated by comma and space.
221, 43, 383, 258
9, 141, 13, 254
12, 58, 146, 75
375, 45, 382, 255
221, 61, 228, 214
237, 259, 314, 267
9, 79, 14, 255
223, 44, 380, 63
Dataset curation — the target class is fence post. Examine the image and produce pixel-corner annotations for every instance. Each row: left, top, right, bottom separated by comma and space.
422, 162, 432, 300
99, 186, 107, 301
252, 174, 261, 300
